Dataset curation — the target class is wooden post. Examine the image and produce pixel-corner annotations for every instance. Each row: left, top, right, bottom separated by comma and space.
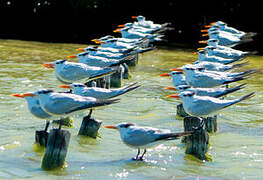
110, 65, 123, 88
126, 54, 138, 66
176, 104, 218, 133
204, 116, 217, 133
85, 77, 106, 88
122, 63, 130, 79
41, 129, 71, 170
78, 109, 102, 138
183, 117, 210, 161
176, 103, 190, 117
35, 121, 50, 147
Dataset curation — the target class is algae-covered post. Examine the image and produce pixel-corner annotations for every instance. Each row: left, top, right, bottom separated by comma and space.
78, 109, 102, 138
183, 116, 210, 161
41, 129, 71, 170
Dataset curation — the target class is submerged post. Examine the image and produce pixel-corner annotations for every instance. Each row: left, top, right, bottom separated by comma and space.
41, 129, 71, 170
126, 54, 139, 66
35, 121, 50, 147
110, 65, 123, 88
176, 103, 189, 117
183, 117, 210, 161
78, 109, 102, 138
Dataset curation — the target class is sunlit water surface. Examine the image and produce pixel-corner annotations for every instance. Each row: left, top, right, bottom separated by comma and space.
1, 45, 263, 179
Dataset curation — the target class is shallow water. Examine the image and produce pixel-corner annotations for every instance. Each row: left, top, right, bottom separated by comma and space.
1, 41, 263, 179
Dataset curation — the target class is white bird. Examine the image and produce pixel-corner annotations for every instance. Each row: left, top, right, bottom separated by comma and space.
131, 15, 171, 30
203, 30, 252, 47
196, 50, 242, 64
12, 92, 52, 132
173, 67, 247, 88
26, 89, 120, 129
189, 61, 248, 72
178, 64, 255, 77
42, 59, 117, 84
165, 83, 246, 98
58, 82, 141, 99
67, 52, 133, 68
209, 21, 257, 39
167, 91, 255, 117
159, 71, 187, 86
92, 35, 148, 46
104, 122, 193, 160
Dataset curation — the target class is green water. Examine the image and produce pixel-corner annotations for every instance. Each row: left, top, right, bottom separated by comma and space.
1, 40, 263, 179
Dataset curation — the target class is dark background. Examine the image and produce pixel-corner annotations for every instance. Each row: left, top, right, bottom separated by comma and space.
0, 0, 261, 52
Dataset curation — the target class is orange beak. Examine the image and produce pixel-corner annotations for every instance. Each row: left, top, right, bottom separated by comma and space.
193, 52, 199, 55
204, 25, 211, 28
113, 28, 121, 33
198, 40, 207, 44
171, 68, 183, 72
76, 48, 85, 52
131, 16, 138, 19
91, 39, 99, 42
201, 29, 208, 32
167, 94, 180, 99
67, 55, 77, 58
58, 85, 71, 89
197, 47, 205, 51
117, 24, 125, 28
42, 63, 54, 68
165, 86, 177, 91
104, 125, 117, 129
12, 93, 35, 98
210, 22, 216, 25
94, 40, 105, 44
159, 73, 170, 77
202, 34, 209, 37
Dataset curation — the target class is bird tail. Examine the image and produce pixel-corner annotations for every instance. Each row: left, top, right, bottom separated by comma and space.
223, 92, 255, 109
110, 82, 141, 98
223, 76, 248, 85
156, 131, 194, 141
242, 32, 258, 39
234, 68, 259, 77
231, 61, 249, 69
214, 83, 247, 98
92, 98, 120, 107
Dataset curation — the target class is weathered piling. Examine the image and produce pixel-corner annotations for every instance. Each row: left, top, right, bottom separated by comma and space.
177, 104, 217, 133
35, 121, 50, 147
126, 54, 138, 66
41, 129, 71, 170
78, 109, 102, 138
85, 78, 106, 88
183, 117, 210, 161
110, 65, 123, 88
122, 63, 130, 79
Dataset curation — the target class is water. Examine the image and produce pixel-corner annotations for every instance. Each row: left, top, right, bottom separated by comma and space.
1, 41, 263, 179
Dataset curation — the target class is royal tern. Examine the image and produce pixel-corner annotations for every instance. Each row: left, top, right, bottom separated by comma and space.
201, 46, 249, 60
190, 61, 248, 72
165, 83, 246, 98
167, 91, 255, 116
58, 82, 141, 99
159, 71, 187, 86
132, 15, 171, 30
32, 89, 120, 118
42, 59, 117, 84
210, 21, 257, 39
173, 67, 248, 88
12, 92, 52, 131
196, 50, 242, 65
67, 52, 134, 67
104, 122, 193, 160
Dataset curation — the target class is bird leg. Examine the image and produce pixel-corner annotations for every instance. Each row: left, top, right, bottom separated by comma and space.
132, 148, 140, 160
139, 149, 147, 160
44, 120, 50, 132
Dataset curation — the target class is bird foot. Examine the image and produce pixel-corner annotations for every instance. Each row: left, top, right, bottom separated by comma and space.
132, 156, 144, 161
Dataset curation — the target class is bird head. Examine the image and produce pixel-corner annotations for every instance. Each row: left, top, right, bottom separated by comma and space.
58, 83, 86, 92
42, 59, 67, 69
167, 91, 195, 100
104, 122, 135, 132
